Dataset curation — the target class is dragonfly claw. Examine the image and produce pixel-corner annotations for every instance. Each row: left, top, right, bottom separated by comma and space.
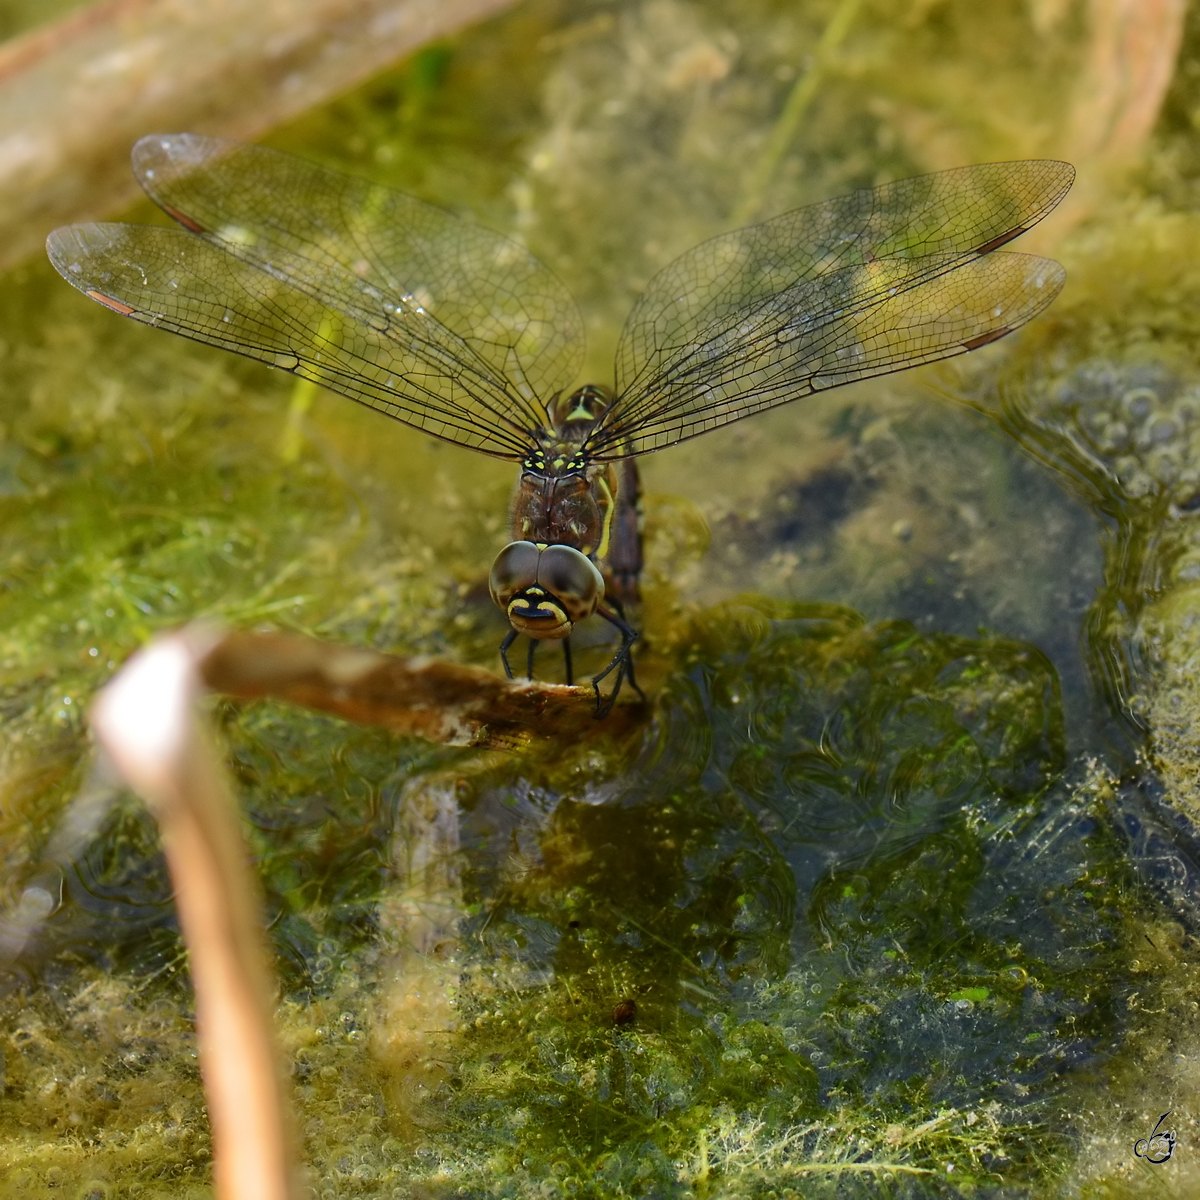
499, 629, 518, 680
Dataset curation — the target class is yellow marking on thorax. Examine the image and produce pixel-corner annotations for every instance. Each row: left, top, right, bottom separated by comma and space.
594, 473, 616, 561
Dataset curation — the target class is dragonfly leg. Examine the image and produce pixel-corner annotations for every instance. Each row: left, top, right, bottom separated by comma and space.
526, 636, 537, 681
591, 605, 641, 717
597, 596, 644, 699
607, 594, 628, 622
598, 596, 645, 701
499, 630, 518, 680
562, 635, 574, 686
621, 641, 646, 703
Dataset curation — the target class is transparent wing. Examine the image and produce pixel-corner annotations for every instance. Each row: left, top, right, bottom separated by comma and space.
47, 222, 541, 459
131, 133, 588, 453
591, 159, 1073, 458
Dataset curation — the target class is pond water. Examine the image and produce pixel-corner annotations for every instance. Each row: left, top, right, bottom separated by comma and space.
2, 0, 1200, 1195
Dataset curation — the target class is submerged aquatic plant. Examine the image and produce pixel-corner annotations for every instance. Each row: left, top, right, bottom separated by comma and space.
405, 602, 1106, 1193
4, 0, 1200, 1195
3, 596, 1152, 1196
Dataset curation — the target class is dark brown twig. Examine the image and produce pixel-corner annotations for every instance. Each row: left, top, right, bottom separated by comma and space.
198, 627, 646, 749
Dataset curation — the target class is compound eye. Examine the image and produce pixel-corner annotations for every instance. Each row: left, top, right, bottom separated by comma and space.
489, 541, 541, 609
537, 544, 604, 623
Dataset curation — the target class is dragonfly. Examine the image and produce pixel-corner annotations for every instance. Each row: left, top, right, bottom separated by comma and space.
46, 135, 1073, 713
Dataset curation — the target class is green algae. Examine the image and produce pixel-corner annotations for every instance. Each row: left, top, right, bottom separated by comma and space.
2, 601, 1141, 1196
427, 602, 1086, 1192
4, 0, 1200, 1195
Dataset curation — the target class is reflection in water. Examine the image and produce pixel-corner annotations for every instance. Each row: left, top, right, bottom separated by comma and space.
3, 597, 1149, 1192
434, 601, 1135, 1190
964, 362, 1200, 750
27, 804, 176, 979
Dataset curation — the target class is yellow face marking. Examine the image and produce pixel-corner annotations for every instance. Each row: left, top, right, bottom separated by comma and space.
508, 598, 568, 623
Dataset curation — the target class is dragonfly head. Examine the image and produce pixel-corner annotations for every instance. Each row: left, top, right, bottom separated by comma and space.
489, 541, 604, 640
545, 384, 615, 444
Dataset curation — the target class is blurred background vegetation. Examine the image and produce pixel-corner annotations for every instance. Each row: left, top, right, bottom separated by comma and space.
2, 0, 1200, 1195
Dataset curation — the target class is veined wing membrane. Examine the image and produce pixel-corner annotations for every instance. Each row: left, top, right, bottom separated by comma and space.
47, 222, 540, 460
131, 134, 582, 432
591, 250, 1064, 457
597, 160, 1072, 456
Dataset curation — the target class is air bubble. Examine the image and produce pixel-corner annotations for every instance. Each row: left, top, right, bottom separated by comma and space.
1122, 387, 1158, 420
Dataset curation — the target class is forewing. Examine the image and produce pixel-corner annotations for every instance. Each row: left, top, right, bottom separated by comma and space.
598, 251, 1063, 454
130, 133, 585, 440
47, 223, 542, 459
595, 160, 1072, 457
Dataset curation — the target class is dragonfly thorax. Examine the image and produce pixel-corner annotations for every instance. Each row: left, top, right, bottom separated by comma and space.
510, 450, 623, 555
493, 385, 625, 639
509, 384, 621, 557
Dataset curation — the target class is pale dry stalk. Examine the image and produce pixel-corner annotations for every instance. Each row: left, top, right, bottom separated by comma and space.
90, 627, 301, 1200
1031, 0, 1187, 247
86, 623, 632, 1194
